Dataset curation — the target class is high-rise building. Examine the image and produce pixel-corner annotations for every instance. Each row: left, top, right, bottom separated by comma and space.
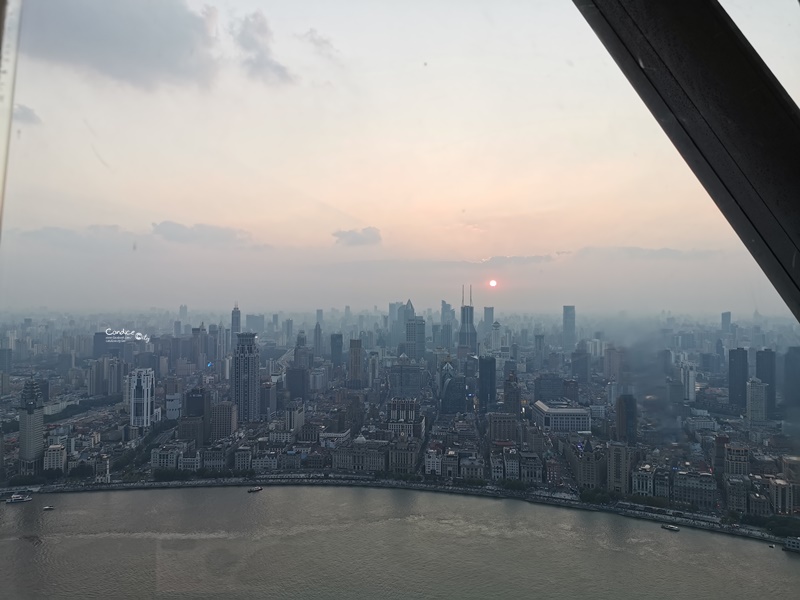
571, 350, 590, 384
607, 441, 634, 495
747, 378, 767, 427
615, 394, 637, 443
231, 303, 241, 342
313, 322, 323, 357
233, 333, 260, 422
405, 316, 426, 361
755, 349, 776, 419
563, 305, 576, 350
785, 347, 800, 415
286, 367, 310, 402
0, 347, 12, 374
728, 348, 749, 409
348, 339, 363, 389
458, 287, 477, 354
316, 309, 324, 325
93, 331, 107, 359
440, 322, 453, 351
483, 306, 494, 338
490, 321, 501, 350
503, 372, 522, 418
721, 311, 731, 333
478, 356, 497, 414
210, 401, 238, 441
18, 379, 44, 475
184, 387, 212, 445
331, 334, 343, 368
283, 319, 294, 345
127, 368, 155, 429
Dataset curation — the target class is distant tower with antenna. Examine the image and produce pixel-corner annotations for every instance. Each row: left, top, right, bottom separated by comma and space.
458, 285, 477, 355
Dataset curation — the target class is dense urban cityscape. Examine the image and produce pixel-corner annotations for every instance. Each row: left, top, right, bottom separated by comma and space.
1, 294, 799, 550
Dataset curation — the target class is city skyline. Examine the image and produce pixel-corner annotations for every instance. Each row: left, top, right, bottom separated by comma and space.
0, 1, 799, 314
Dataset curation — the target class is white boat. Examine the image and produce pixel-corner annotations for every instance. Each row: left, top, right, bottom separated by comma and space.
43, 506, 55, 511
247, 487, 263, 493
661, 524, 680, 532
5, 494, 33, 504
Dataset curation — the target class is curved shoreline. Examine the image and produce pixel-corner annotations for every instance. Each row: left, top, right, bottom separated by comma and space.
17, 477, 784, 545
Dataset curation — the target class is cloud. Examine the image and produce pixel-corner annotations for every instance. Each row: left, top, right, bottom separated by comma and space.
151, 221, 257, 246
13, 225, 135, 254
233, 11, 292, 84
473, 255, 552, 266
298, 29, 338, 59
575, 246, 719, 260
13, 104, 42, 125
332, 227, 382, 246
20, 0, 217, 89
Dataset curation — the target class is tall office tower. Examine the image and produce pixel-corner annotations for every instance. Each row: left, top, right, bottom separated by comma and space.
682, 363, 696, 402
728, 348, 749, 409
179, 304, 189, 321
441, 300, 453, 324
604, 347, 625, 381
191, 323, 208, 368
344, 305, 352, 323
431, 324, 442, 347
184, 387, 212, 445
210, 401, 238, 441
755, 349, 777, 419
231, 303, 241, 342
483, 306, 494, 329
458, 286, 477, 354
746, 378, 767, 426
490, 321, 501, 350
785, 347, 800, 414
331, 333, 343, 367
93, 331, 107, 359
18, 379, 44, 475
440, 322, 453, 351
563, 305, 576, 350
405, 316, 426, 361
286, 367, 310, 402
260, 381, 277, 419
173, 320, 182, 338
283, 319, 294, 345
128, 368, 155, 429
520, 328, 529, 347
721, 311, 731, 333
313, 322, 323, 357
571, 350, 590, 383
607, 441, 635, 495
348, 338, 363, 389
316, 309, 324, 325
615, 394, 637, 443
478, 355, 497, 414
233, 333, 260, 422
0, 347, 11, 374
503, 372, 522, 417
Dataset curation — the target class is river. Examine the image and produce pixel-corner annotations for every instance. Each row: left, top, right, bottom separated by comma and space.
1, 487, 797, 599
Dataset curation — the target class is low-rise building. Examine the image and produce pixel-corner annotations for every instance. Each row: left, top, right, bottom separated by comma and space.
673, 471, 717, 511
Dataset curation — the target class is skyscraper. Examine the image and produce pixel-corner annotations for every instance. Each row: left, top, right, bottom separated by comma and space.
313, 322, 323, 357
458, 286, 477, 354
231, 303, 241, 342
615, 394, 637, 443
563, 305, 576, 350
128, 368, 155, 429
746, 378, 767, 426
210, 401, 238, 441
728, 348, 749, 409
483, 306, 494, 338
756, 348, 778, 419
721, 311, 731, 333
348, 338, 363, 389
755, 349, 776, 419
18, 379, 44, 475
405, 316, 426, 361
785, 347, 800, 414
331, 333, 343, 368
503, 372, 522, 418
478, 355, 496, 414
316, 309, 324, 324
233, 333, 260, 422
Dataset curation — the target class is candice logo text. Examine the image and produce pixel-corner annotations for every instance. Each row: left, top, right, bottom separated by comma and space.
105, 328, 150, 344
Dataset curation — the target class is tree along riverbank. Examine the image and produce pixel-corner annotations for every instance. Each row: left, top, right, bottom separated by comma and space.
17, 477, 785, 545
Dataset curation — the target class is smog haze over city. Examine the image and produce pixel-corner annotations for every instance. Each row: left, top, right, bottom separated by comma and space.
3, 2, 800, 599
0, 0, 798, 315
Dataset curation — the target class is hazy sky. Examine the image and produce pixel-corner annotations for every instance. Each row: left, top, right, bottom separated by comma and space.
1, 0, 799, 316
